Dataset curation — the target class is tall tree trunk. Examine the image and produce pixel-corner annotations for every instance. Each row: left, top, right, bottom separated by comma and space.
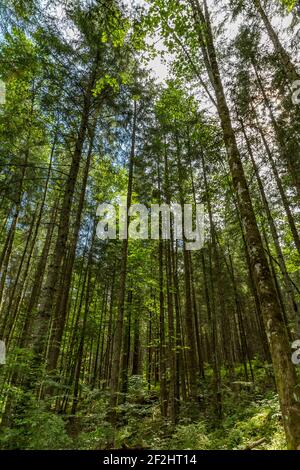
252, 0, 298, 81
189, 0, 300, 448
240, 118, 300, 334
251, 61, 300, 199
47, 125, 96, 374
109, 100, 137, 413
32, 63, 97, 364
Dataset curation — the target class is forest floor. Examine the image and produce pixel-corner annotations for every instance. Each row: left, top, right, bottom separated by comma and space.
0, 360, 288, 450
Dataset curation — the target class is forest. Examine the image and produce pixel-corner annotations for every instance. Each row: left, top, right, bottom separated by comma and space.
0, 0, 300, 452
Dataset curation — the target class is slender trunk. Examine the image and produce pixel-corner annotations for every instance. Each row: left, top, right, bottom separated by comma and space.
241, 118, 300, 334
47, 126, 96, 373
252, 0, 298, 81
110, 101, 137, 412
189, 0, 300, 448
32, 63, 97, 363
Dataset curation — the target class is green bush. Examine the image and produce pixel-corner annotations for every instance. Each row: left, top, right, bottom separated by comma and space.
167, 422, 210, 450
0, 399, 72, 450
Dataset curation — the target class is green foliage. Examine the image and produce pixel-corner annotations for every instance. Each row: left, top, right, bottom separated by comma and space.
208, 393, 285, 450
281, 0, 297, 11
167, 422, 210, 450
74, 378, 165, 450
161, 391, 285, 450
0, 362, 287, 450
0, 397, 72, 450
74, 394, 115, 450
93, 74, 120, 96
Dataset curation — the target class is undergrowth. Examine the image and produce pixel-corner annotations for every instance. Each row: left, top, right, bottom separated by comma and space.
0, 361, 287, 450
